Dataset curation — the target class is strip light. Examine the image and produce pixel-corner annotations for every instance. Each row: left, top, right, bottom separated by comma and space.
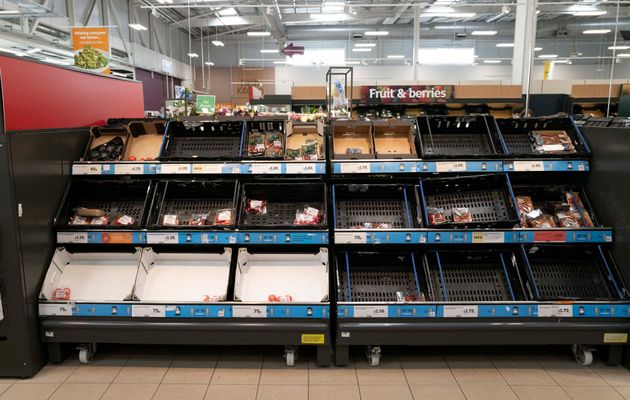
129, 23, 148, 31
583, 29, 611, 34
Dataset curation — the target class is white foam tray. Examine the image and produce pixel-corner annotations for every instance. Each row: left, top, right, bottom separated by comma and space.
133, 248, 232, 302
40, 248, 142, 302
234, 249, 328, 303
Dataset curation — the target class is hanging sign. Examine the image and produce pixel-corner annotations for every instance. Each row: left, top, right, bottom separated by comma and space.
543, 60, 554, 80
71, 27, 110, 75
360, 85, 454, 105
196, 95, 216, 114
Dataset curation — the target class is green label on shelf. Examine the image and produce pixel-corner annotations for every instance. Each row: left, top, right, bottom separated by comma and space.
196, 95, 216, 114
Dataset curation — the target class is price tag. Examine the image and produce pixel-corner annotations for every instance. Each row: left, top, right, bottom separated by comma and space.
538, 304, 573, 317
132, 305, 166, 318
340, 163, 370, 173
436, 161, 467, 173
443, 305, 478, 318
354, 305, 388, 318
115, 164, 145, 175
192, 164, 224, 174
472, 232, 505, 243
513, 160, 545, 172
534, 231, 566, 243
39, 303, 72, 316
233, 305, 267, 318
147, 233, 179, 244
72, 164, 101, 175
335, 232, 367, 244
160, 164, 191, 174
251, 163, 282, 174
286, 163, 317, 174
57, 232, 88, 244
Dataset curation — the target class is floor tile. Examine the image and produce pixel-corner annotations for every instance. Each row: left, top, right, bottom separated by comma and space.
48, 383, 109, 400
359, 385, 413, 400
0, 385, 10, 396
16, 365, 76, 384
204, 385, 258, 400
100, 383, 158, 400
563, 386, 625, 400
546, 368, 609, 387
113, 366, 168, 384
460, 385, 519, 400
614, 387, 630, 400
354, 358, 407, 386
66, 365, 123, 383
511, 385, 571, 400
308, 361, 358, 386
256, 384, 307, 400
309, 385, 360, 400
162, 354, 216, 384
491, 358, 557, 386
400, 354, 458, 385
152, 384, 208, 400
450, 367, 508, 386
409, 385, 465, 400
0, 380, 16, 385
593, 365, 630, 387
0, 383, 59, 400
259, 357, 307, 385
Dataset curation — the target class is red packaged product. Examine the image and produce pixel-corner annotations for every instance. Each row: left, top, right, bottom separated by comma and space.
214, 209, 233, 226
528, 214, 557, 229
517, 196, 535, 227
427, 207, 446, 225
53, 287, 71, 301
556, 211, 581, 228
246, 199, 267, 215
452, 207, 473, 224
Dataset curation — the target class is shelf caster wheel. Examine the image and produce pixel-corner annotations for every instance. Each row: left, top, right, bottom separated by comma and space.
366, 346, 381, 367
572, 345, 594, 366
78, 343, 96, 364
284, 346, 298, 367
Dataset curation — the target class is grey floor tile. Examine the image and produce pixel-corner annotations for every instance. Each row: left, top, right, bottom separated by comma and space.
593, 364, 630, 387
546, 368, 610, 387
162, 354, 217, 384
16, 365, 77, 384
614, 386, 630, 400
66, 365, 124, 384
308, 361, 358, 386
259, 357, 307, 385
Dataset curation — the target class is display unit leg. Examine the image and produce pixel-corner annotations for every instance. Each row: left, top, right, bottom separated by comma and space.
47, 343, 64, 363
606, 345, 623, 366
335, 345, 350, 366
316, 345, 332, 367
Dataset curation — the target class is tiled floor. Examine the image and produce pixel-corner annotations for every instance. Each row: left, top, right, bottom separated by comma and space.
2, 345, 630, 400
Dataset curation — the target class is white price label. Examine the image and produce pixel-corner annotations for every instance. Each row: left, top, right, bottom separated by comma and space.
340, 163, 370, 173
286, 163, 317, 174
233, 305, 267, 318
436, 161, 467, 173
251, 163, 282, 174
538, 304, 573, 317
57, 232, 88, 244
115, 164, 145, 175
513, 161, 545, 172
443, 305, 478, 318
354, 305, 388, 318
160, 164, 191, 174
147, 233, 179, 244
335, 232, 367, 244
132, 305, 166, 318
39, 304, 72, 316
72, 164, 101, 175
192, 164, 224, 174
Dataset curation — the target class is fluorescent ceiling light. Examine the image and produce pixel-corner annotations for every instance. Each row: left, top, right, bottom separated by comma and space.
422, 12, 476, 18
354, 43, 376, 47
218, 7, 237, 16
554, 59, 572, 64
273, 60, 286, 64
157, 0, 174, 3
260, 49, 279, 53
345, 61, 361, 65
310, 13, 352, 21
496, 43, 514, 47
352, 48, 372, 52
471, 30, 497, 36
573, 10, 607, 16
0, 10, 20, 14
539, 54, 558, 59
205, 61, 215, 66
387, 55, 405, 59
583, 29, 611, 34
26, 48, 42, 54
247, 31, 270, 37
365, 31, 389, 36
324, 1, 345, 5
426, 6, 454, 13
617, 53, 630, 58
609, 46, 630, 50
484, 59, 502, 64
419, 47, 474, 65
111, 71, 129, 77
129, 23, 148, 31
187, 53, 199, 58
212, 40, 224, 47
535, 47, 543, 51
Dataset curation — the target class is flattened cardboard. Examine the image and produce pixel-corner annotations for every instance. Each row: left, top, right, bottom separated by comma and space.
332, 120, 375, 159
373, 119, 417, 159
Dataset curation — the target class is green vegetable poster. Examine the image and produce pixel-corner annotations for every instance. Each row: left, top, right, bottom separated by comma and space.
197, 95, 216, 114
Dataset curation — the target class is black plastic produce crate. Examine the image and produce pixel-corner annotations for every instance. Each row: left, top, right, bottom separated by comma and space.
242, 118, 287, 159
237, 182, 327, 229
610, 117, 630, 128
583, 117, 612, 128
55, 180, 153, 229
416, 115, 506, 158
333, 184, 418, 229
520, 245, 627, 301
496, 117, 590, 158
337, 251, 424, 302
418, 174, 519, 229
423, 250, 526, 302
148, 180, 238, 229
160, 120, 245, 161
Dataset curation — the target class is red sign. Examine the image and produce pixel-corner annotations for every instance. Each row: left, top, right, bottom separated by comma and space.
360, 85, 454, 105
281, 43, 304, 57
533, 231, 567, 243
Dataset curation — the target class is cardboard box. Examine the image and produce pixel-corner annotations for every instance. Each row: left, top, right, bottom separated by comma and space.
123, 121, 166, 161
332, 120, 375, 159
285, 120, 325, 160
372, 119, 417, 159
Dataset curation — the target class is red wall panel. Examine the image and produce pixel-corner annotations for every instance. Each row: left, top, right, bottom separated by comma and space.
0, 55, 144, 131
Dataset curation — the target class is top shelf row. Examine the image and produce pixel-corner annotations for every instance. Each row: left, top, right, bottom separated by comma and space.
73, 116, 591, 176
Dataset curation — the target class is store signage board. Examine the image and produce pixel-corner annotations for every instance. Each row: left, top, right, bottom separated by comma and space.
71, 27, 110, 75
196, 95, 216, 114
360, 85, 454, 105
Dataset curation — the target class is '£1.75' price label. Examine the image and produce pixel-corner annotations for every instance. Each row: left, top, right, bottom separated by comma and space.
538, 304, 573, 317
443, 305, 478, 318
340, 163, 370, 173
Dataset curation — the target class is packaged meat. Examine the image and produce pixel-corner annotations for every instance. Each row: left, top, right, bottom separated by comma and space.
294, 206, 322, 225
90, 216, 110, 225
427, 207, 446, 225
214, 209, 233, 226
246, 200, 267, 215
452, 207, 473, 224
52, 287, 71, 301
113, 214, 135, 226
75, 207, 107, 217
528, 214, 557, 229
556, 211, 582, 228
530, 130, 576, 154
187, 214, 208, 226
517, 196, 535, 227
162, 214, 179, 226
69, 215, 90, 225
566, 191, 595, 227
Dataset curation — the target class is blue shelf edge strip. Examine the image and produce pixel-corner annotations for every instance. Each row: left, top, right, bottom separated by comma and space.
331, 160, 589, 174
72, 162, 327, 175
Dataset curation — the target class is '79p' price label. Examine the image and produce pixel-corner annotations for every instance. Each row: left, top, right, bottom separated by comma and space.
233, 305, 267, 318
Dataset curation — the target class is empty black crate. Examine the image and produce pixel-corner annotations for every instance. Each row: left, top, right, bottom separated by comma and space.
238, 182, 326, 229
512, 184, 598, 228
416, 115, 506, 158
149, 180, 238, 229
520, 245, 626, 301
242, 118, 287, 159
423, 250, 525, 302
419, 174, 519, 229
496, 117, 590, 158
56, 180, 152, 229
160, 120, 244, 160
333, 184, 418, 229
337, 251, 423, 302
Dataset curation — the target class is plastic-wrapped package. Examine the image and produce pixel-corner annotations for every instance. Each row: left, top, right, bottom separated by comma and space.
85, 136, 125, 161
530, 130, 576, 154
427, 207, 447, 225
90, 216, 110, 225
294, 206, 322, 225
187, 214, 208, 226
264, 132, 284, 157
52, 287, 71, 301
516, 196, 534, 227
162, 214, 179, 226
113, 214, 135, 226
452, 207, 473, 224
213, 209, 233, 226
69, 215, 91, 225
345, 147, 363, 156
247, 133, 266, 156
528, 214, 557, 228
245, 199, 267, 215
566, 191, 595, 227
556, 211, 581, 228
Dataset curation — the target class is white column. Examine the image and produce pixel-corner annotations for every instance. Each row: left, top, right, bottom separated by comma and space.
412, 5, 420, 81
512, 0, 538, 93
